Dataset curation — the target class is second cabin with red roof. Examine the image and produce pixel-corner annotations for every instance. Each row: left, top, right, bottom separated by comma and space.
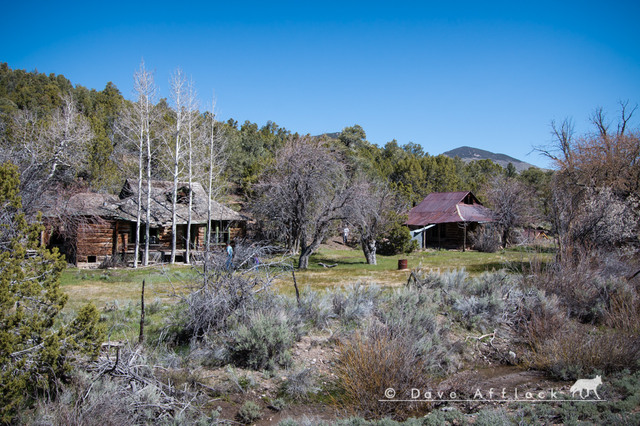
405, 191, 494, 250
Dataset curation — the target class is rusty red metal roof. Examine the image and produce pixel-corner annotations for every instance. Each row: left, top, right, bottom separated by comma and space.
406, 191, 494, 226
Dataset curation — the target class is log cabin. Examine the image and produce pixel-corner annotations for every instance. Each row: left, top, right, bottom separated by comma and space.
42, 179, 246, 267
405, 191, 494, 250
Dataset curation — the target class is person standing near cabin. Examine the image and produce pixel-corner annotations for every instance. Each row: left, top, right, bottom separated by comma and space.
343, 226, 350, 245
225, 242, 233, 270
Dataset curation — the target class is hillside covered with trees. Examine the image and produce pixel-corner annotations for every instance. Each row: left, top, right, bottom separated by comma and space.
0, 62, 551, 220
2, 61, 640, 424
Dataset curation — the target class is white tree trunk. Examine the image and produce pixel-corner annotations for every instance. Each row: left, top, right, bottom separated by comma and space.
134, 150, 143, 268
185, 79, 198, 264
170, 156, 179, 264
185, 142, 193, 264
169, 69, 186, 264
119, 60, 156, 267
144, 131, 151, 266
206, 108, 215, 252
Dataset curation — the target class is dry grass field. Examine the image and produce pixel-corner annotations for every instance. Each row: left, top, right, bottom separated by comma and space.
60, 245, 553, 310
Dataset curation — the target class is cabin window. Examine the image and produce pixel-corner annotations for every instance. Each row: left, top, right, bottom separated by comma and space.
87, 255, 97, 263
137, 227, 160, 244
149, 228, 159, 244
210, 222, 230, 244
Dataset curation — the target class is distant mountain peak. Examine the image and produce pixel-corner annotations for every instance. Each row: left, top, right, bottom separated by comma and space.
442, 146, 536, 172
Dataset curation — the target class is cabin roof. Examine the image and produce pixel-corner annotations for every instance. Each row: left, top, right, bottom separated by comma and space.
406, 191, 494, 226
117, 179, 244, 226
41, 192, 120, 219
42, 180, 244, 226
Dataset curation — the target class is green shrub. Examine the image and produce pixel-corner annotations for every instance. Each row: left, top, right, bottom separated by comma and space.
332, 283, 381, 326
295, 287, 334, 329
474, 408, 511, 426
406, 269, 510, 332
406, 268, 467, 294
237, 401, 262, 424
281, 368, 319, 402
509, 370, 640, 424
0, 164, 104, 423
278, 415, 327, 426
378, 290, 438, 337
226, 312, 294, 370
422, 408, 466, 425
375, 289, 455, 374
452, 293, 503, 331
379, 222, 416, 255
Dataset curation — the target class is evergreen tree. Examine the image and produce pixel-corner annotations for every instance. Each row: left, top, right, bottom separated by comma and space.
85, 82, 123, 190
0, 162, 103, 423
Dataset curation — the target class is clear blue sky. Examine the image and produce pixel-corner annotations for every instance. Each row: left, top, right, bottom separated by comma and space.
2, 1, 639, 168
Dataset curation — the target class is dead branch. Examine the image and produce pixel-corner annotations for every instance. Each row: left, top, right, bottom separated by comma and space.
465, 330, 496, 344
86, 343, 203, 420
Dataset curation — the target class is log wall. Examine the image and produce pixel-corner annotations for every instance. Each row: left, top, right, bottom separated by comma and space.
76, 220, 116, 263
49, 218, 245, 266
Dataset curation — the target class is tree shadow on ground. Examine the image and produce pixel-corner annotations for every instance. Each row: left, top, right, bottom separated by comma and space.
466, 260, 550, 274
308, 253, 366, 267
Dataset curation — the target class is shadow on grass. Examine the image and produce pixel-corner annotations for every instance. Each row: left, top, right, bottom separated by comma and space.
506, 245, 557, 254
466, 260, 551, 274
307, 253, 368, 268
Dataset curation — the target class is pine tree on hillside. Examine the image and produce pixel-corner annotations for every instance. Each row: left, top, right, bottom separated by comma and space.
0, 162, 104, 423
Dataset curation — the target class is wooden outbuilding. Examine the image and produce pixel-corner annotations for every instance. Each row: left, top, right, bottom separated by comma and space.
405, 191, 494, 250
42, 180, 246, 267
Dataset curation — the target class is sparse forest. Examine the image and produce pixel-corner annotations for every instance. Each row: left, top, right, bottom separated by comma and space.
1, 62, 639, 424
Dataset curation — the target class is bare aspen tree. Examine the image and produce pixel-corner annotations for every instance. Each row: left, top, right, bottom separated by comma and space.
485, 175, 534, 247
130, 83, 144, 268
119, 60, 158, 267
168, 68, 188, 264
184, 78, 199, 264
137, 62, 158, 267
205, 108, 216, 252
1, 109, 46, 212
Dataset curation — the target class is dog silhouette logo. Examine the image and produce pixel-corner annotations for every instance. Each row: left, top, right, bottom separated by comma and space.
570, 375, 602, 399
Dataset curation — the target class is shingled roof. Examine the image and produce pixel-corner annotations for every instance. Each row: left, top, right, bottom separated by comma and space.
406, 191, 494, 226
41, 192, 120, 219
116, 179, 244, 226
43, 180, 244, 226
